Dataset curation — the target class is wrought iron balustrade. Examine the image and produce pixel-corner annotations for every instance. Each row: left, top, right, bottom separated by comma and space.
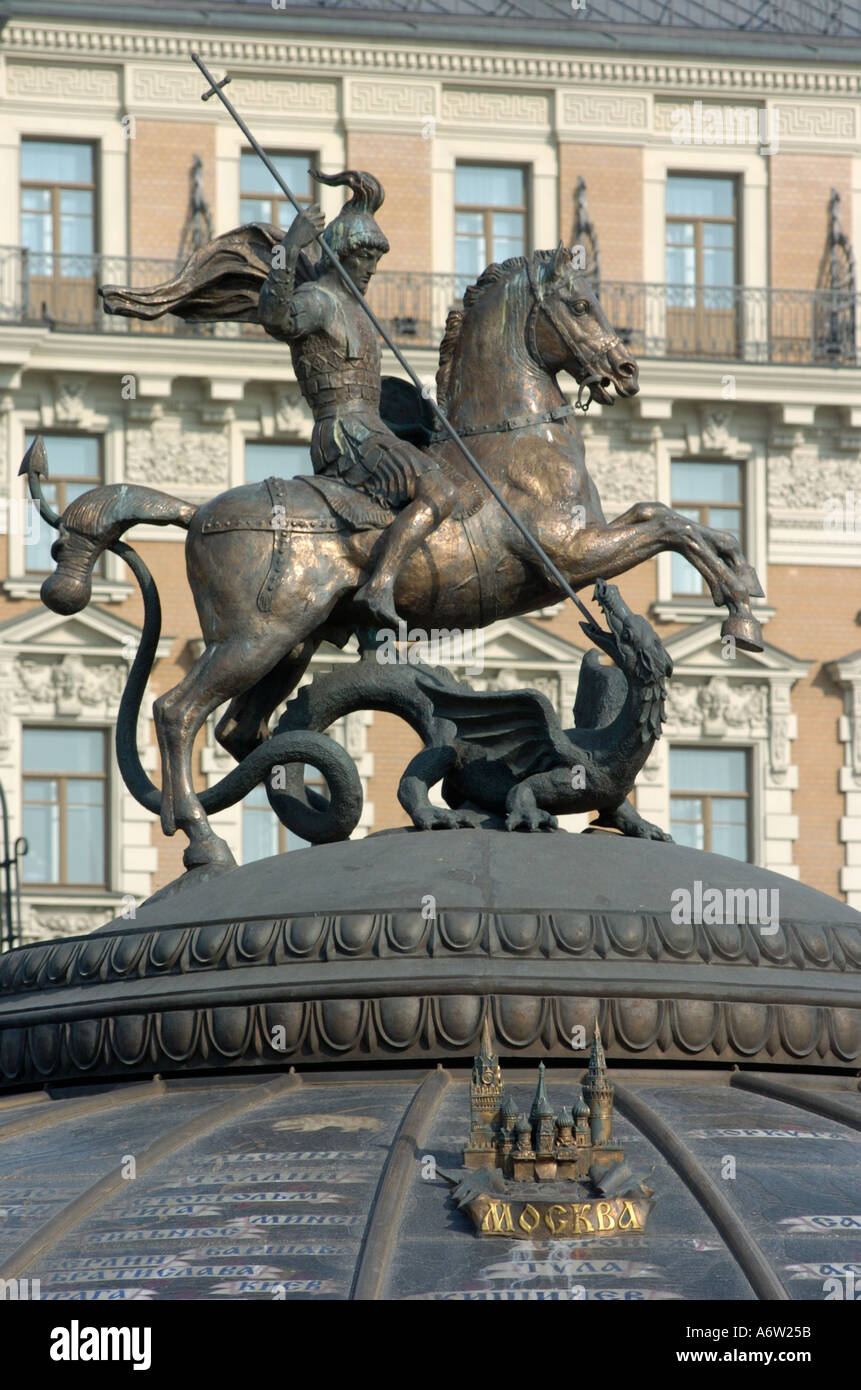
0, 248, 219, 339
0, 248, 856, 365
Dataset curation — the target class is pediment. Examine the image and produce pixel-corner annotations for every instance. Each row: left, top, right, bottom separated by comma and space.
831, 648, 861, 683
0, 605, 172, 659
479, 616, 586, 669
664, 619, 810, 679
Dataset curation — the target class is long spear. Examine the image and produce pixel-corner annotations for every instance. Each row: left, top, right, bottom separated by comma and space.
191, 52, 598, 628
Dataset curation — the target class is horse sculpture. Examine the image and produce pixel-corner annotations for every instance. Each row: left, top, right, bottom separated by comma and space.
30, 243, 764, 870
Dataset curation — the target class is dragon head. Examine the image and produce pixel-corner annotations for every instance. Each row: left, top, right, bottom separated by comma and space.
579, 579, 673, 686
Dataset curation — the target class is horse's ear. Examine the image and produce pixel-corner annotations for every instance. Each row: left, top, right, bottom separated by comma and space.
549, 241, 573, 281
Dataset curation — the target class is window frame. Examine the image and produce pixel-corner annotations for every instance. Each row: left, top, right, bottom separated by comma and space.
239, 149, 316, 229
21, 725, 110, 890
665, 172, 740, 292
669, 743, 752, 861
20, 137, 98, 272
670, 457, 745, 600
454, 161, 530, 277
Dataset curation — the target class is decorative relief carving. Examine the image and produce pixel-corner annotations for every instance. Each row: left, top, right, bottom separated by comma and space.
561, 92, 648, 129
666, 676, 768, 738
580, 427, 656, 505
0, 674, 14, 762
351, 80, 434, 118
230, 77, 337, 115
769, 683, 792, 777
769, 440, 856, 512
16, 655, 126, 714
849, 682, 861, 779
831, 661, 861, 779
654, 99, 764, 131
700, 406, 736, 454
771, 102, 856, 141
36, 379, 97, 433
273, 387, 313, 442
5, 62, 119, 104
129, 67, 212, 105
53, 379, 89, 424
441, 88, 549, 125
22, 907, 115, 947
0, 395, 10, 485
126, 417, 229, 487
128, 67, 337, 113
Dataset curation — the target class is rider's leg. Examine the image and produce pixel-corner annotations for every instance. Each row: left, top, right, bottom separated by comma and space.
355, 471, 458, 629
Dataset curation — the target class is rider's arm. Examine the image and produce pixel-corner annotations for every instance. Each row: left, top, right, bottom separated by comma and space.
258, 204, 325, 344
259, 279, 328, 345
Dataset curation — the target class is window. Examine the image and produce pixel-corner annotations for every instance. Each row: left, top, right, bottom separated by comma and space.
665, 175, 737, 355
455, 165, 527, 292
670, 746, 750, 861
21, 140, 96, 325
24, 434, 102, 574
240, 152, 314, 231
244, 442, 310, 486
671, 460, 743, 597
22, 727, 108, 887
21, 140, 95, 274
242, 767, 323, 862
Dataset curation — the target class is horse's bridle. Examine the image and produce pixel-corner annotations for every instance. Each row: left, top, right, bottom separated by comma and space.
524, 258, 616, 413
427, 260, 617, 443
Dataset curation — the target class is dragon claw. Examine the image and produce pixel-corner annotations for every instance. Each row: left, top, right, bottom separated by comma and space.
413, 806, 482, 831
506, 807, 558, 832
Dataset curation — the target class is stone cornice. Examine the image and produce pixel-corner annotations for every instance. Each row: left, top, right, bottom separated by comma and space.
4, 19, 861, 96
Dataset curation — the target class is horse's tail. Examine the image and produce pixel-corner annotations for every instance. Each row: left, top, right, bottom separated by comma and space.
41, 483, 197, 616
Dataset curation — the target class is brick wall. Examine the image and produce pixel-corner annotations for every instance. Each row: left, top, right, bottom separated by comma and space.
129, 121, 216, 263
557, 145, 644, 282
345, 131, 432, 272
769, 154, 852, 290
764, 564, 856, 898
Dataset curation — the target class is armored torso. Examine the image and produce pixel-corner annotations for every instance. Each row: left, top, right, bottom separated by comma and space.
262, 277, 430, 509
289, 284, 382, 421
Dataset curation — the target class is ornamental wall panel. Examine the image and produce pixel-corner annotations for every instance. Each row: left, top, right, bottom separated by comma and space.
5, 60, 120, 106
440, 88, 550, 128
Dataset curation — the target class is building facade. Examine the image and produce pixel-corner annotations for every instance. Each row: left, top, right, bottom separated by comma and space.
1, 0, 861, 944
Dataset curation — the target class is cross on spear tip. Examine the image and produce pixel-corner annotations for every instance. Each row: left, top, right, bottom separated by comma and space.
188, 51, 599, 630
200, 70, 231, 101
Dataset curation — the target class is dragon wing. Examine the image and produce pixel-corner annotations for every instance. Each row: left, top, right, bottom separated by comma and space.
99, 221, 318, 323
572, 649, 628, 731
414, 672, 573, 778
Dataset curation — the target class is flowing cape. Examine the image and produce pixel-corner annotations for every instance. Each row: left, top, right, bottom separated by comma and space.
99, 223, 318, 323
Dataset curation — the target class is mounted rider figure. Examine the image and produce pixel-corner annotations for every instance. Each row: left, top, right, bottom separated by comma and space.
259, 170, 458, 630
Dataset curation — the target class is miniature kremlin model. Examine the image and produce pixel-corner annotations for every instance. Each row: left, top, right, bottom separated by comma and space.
464, 1020, 623, 1181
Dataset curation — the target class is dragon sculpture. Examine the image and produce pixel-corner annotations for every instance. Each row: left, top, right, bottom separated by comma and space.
270, 579, 673, 843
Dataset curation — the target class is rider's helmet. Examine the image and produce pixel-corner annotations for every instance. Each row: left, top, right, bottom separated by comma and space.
311, 169, 390, 263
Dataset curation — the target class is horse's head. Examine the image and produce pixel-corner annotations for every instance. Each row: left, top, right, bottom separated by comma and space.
526, 245, 639, 407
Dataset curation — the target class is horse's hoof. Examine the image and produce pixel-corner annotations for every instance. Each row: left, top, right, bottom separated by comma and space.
182, 836, 236, 870
721, 613, 764, 652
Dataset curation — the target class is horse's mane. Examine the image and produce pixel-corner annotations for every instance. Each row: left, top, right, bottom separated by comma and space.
436, 250, 557, 412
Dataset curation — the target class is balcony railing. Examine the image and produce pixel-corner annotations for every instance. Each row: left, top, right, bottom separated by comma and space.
0, 248, 857, 367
